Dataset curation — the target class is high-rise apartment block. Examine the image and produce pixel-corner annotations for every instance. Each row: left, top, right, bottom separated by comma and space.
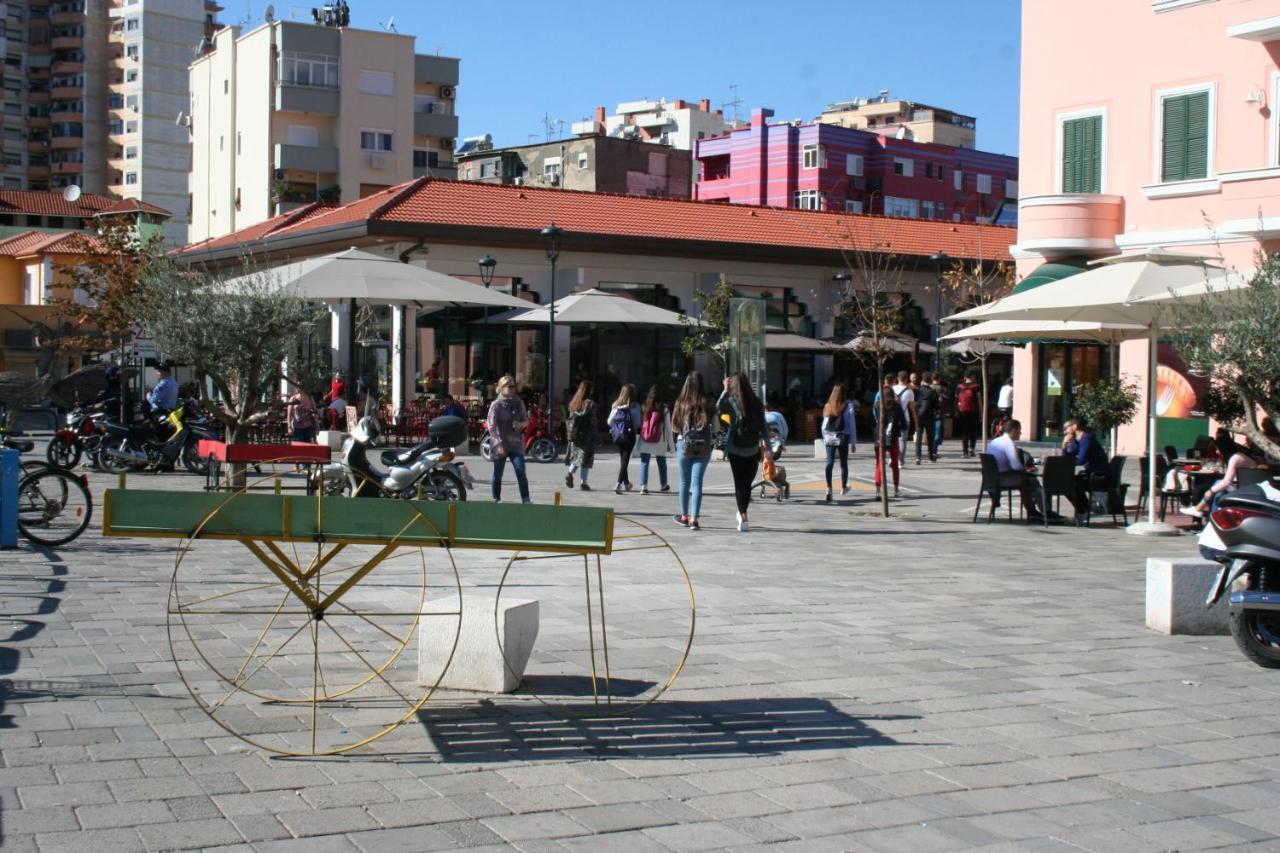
570, 98, 733, 150
188, 16, 459, 245
817, 91, 978, 149
3, 0, 218, 244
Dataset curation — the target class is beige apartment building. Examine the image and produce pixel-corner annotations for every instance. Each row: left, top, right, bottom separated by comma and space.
817, 91, 978, 149
3, 0, 217, 244
188, 19, 459, 245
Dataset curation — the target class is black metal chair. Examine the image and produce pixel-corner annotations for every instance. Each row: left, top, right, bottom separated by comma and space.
1137, 455, 1151, 515
1157, 455, 1192, 521
1041, 455, 1078, 526
973, 453, 1018, 523
1164, 445, 1180, 464
1081, 455, 1128, 526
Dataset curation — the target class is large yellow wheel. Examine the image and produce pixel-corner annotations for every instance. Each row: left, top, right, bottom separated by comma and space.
166, 483, 462, 755
494, 515, 695, 717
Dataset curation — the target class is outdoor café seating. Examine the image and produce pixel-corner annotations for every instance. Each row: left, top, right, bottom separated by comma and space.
973, 453, 1022, 523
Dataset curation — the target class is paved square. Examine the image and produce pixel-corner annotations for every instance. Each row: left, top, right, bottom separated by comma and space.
3, 443, 1278, 851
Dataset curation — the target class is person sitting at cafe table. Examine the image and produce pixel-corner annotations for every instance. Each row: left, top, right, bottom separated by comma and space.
1061, 418, 1109, 512
1186, 419, 1278, 517
988, 419, 1057, 520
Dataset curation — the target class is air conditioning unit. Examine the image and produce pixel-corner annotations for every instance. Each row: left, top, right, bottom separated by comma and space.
368, 154, 389, 170
440, 137, 455, 150
513, 176, 523, 185
440, 86, 454, 99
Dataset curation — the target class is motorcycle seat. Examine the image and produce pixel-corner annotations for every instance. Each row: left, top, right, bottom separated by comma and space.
2, 437, 34, 452
381, 442, 432, 467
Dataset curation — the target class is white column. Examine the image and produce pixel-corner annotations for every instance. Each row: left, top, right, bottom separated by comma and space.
330, 303, 350, 377
391, 305, 406, 415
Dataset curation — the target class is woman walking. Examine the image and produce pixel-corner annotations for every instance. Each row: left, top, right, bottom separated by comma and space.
874, 383, 906, 498
637, 384, 673, 494
671, 372, 714, 530
820, 383, 857, 502
286, 386, 319, 443
718, 373, 767, 532
486, 375, 531, 503
563, 380, 597, 491
608, 384, 642, 494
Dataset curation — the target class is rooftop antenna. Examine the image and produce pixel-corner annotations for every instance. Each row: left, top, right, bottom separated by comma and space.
540, 113, 562, 143
263, 4, 275, 22
722, 83, 743, 124
380, 15, 396, 32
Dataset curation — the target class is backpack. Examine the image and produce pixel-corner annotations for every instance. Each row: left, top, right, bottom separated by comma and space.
956, 383, 979, 414
915, 384, 937, 421
608, 407, 636, 445
682, 421, 712, 456
640, 408, 663, 443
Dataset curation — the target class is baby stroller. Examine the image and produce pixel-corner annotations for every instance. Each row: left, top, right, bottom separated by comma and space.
754, 427, 790, 501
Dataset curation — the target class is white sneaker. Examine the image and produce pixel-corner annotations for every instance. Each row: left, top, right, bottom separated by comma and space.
735, 511, 742, 525
737, 517, 749, 532
1185, 505, 1205, 518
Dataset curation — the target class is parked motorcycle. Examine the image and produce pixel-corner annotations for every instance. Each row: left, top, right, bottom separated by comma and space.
97, 404, 189, 474
46, 402, 108, 468
179, 399, 224, 476
317, 414, 472, 500
1202, 478, 1280, 668
479, 403, 558, 463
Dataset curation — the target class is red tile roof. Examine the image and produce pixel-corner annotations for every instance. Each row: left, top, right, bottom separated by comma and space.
95, 198, 172, 217
182, 178, 1016, 262
0, 230, 101, 257
0, 189, 170, 219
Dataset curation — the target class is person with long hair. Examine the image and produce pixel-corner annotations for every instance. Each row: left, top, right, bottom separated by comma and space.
874, 383, 906, 497
717, 372, 767, 532
608, 383, 642, 494
563, 380, 597, 490
486, 375, 531, 503
820, 383, 857, 502
671, 372, 714, 530
636, 384, 673, 494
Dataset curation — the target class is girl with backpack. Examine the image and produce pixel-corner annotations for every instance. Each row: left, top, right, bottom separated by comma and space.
563, 380, 597, 491
820, 383, 857, 502
672, 372, 714, 530
636, 384, 672, 494
717, 373, 768, 532
608, 384, 642, 494
874, 384, 906, 497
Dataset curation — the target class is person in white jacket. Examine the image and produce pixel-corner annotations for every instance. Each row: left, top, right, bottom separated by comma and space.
636, 385, 673, 494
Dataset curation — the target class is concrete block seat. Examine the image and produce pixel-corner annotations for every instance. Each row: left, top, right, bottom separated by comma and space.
1146, 556, 1229, 635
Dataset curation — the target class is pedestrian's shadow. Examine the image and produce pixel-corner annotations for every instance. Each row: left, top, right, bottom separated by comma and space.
412, 688, 918, 762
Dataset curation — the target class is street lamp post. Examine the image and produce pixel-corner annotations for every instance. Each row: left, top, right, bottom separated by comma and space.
928, 251, 951, 374
540, 223, 562, 435
477, 255, 496, 399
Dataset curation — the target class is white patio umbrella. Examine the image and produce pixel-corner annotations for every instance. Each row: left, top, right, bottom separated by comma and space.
838, 332, 936, 355
498, 288, 697, 326
223, 248, 531, 309
943, 249, 1247, 535
765, 331, 838, 352
945, 338, 1017, 357
939, 319, 1149, 345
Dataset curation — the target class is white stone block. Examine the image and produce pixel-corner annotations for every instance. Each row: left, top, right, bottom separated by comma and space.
1146, 557, 1229, 635
316, 430, 347, 450
419, 597, 539, 693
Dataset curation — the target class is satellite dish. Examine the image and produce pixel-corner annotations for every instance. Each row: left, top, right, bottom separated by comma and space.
62, 185, 82, 203
264, 4, 275, 20
895, 126, 908, 139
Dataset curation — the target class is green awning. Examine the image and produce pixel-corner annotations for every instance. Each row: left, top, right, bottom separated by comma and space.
1012, 262, 1086, 294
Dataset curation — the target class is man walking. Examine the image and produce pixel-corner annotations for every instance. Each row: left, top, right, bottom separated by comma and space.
915, 371, 939, 463
955, 373, 981, 457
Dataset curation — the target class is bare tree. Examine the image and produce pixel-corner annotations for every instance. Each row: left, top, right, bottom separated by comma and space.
941, 254, 1015, 447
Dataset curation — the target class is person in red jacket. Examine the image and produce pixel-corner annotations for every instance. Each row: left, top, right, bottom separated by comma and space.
954, 373, 982, 458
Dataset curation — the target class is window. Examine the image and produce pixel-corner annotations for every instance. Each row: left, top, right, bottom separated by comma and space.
844, 199, 863, 214
1160, 89, 1210, 182
577, 152, 589, 170
124, 171, 137, 185
543, 158, 562, 181
126, 69, 138, 82
922, 200, 936, 219
124, 145, 136, 159
1061, 114, 1102, 193
937, 166, 945, 181
279, 52, 339, 88
287, 124, 319, 147
479, 161, 494, 178
793, 189, 823, 210
1005, 179, 1018, 198
976, 173, 992, 194
413, 95, 438, 114
359, 130, 392, 152
925, 163, 934, 179
893, 157, 913, 177
845, 154, 863, 176
413, 149, 429, 168
802, 144, 825, 169
126, 93, 138, 111
108, 117, 122, 134
884, 196, 919, 218
358, 70, 394, 96
125, 119, 136, 133
108, 93, 123, 108
953, 169, 963, 191
125, 17, 138, 30
125, 44, 138, 60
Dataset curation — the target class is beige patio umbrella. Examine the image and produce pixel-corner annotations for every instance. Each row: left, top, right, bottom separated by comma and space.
838, 332, 936, 355
943, 249, 1246, 535
765, 331, 838, 352
499, 288, 698, 326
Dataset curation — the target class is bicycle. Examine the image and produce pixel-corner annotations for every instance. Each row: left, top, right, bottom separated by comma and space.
3, 433, 94, 547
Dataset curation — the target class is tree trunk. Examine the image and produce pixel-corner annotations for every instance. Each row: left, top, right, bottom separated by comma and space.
877, 359, 889, 518
979, 354, 990, 449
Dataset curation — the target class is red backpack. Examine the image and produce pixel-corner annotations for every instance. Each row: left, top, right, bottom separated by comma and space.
641, 408, 663, 443
956, 383, 979, 414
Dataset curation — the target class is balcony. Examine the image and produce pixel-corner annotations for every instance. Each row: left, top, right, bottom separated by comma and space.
28, 115, 50, 128
1015, 194, 1124, 258
51, 160, 80, 174
275, 85, 338, 115
414, 54, 459, 86
49, 135, 81, 150
28, 90, 50, 103
413, 164, 457, 180
274, 143, 338, 174
413, 110, 457, 138
28, 140, 50, 153
51, 9, 82, 24
28, 55, 51, 70
28, 163, 50, 177
51, 59, 82, 74
50, 35, 82, 49
50, 84, 81, 99
49, 108, 82, 123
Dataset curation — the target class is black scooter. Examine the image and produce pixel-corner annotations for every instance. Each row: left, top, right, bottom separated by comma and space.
98, 403, 189, 474
1202, 480, 1280, 668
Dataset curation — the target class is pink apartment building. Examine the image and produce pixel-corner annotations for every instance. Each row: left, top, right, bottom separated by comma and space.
1013, 0, 1280, 450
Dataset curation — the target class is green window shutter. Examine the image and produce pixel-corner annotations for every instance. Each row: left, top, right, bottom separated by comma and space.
1162, 92, 1209, 182
1062, 116, 1101, 193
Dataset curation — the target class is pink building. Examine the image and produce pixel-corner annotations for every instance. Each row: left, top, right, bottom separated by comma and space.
695, 109, 1018, 224
1013, 0, 1280, 450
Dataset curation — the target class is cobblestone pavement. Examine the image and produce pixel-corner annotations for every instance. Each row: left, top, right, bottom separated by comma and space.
3, 441, 1279, 852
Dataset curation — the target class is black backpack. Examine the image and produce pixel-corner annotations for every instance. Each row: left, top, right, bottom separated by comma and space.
915, 384, 937, 421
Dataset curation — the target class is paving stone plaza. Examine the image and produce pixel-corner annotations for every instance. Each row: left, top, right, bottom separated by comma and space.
3, 444, 1279, 852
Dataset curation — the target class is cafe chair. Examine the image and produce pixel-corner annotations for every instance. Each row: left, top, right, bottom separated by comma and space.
1156, 455, 1192, 521
1164, 445, 1180, 464
1041, 455, 1079, 526
1081, 455, 1129, 527
973, 453, 1018, 523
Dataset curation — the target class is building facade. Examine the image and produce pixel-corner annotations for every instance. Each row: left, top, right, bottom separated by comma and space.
570, 98, 734, 150
2, 0, 217, 244
817, 92, 978, 149
695, 109, 1018, 223
1013, 0, 1280, 450
457, 134, 692, 198
188, 18, 459, 244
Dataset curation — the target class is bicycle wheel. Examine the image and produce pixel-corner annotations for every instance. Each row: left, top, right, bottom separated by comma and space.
17, 468, 93, 547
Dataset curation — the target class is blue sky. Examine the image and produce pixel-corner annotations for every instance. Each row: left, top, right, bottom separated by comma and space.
279, 0, 1021, 155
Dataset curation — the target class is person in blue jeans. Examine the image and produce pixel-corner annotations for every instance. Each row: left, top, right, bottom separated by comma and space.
820, 383, 857, 501
486, 375, 531, 503
670, 372, 714, 530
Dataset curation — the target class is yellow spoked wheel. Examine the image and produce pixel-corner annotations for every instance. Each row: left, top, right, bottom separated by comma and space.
166, 481, 462, 755
494, 515, 695, 717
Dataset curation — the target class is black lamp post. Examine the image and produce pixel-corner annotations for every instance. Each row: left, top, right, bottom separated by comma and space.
928, 251, 951, 373
540, 223, 563, 433
477, 255, 497, 399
